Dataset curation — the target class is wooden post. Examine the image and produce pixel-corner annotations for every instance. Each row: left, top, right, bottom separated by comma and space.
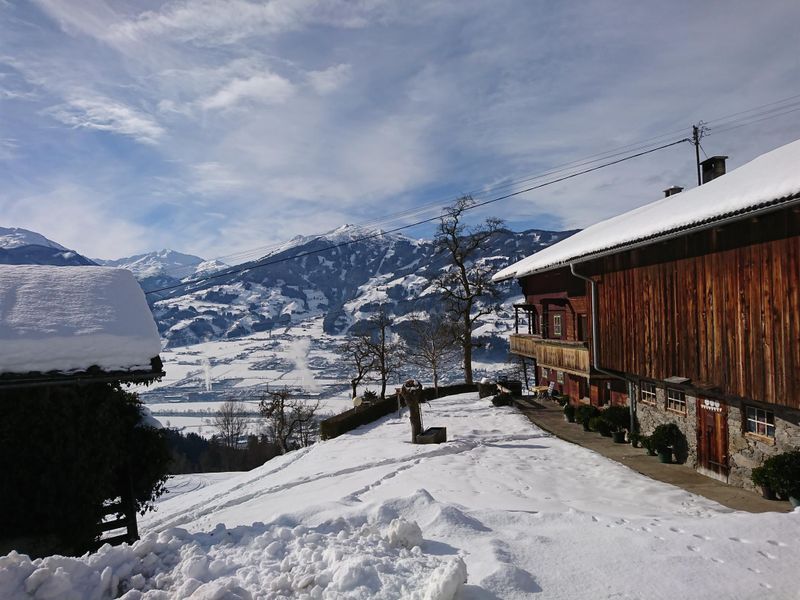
400, 379, 424, 443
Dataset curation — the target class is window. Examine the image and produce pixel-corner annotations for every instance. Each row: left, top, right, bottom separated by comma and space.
557, 370, 564, 384
541, 367, 549, 379
640, 382, 657, 406
553, 314, 562, 337
746, 406, 775, 438
666, 388, 686, 414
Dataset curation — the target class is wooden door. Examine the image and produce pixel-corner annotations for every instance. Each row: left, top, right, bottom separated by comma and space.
697, 397, 728, 476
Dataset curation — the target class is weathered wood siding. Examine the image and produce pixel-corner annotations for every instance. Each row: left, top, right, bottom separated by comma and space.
591, 206, 800, 409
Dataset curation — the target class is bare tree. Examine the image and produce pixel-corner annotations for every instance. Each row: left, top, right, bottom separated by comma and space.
342, 335, 374, 398
433, 195, 504, 384
213, 400, 249, 448
403, 313, 459, 397
362, 306, 403, 399
259, 388, 321, 454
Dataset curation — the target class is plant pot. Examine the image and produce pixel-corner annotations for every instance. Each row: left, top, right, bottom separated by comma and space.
564, 414, 575, 423
790, 496, 800, 508
759, 485, 777, 501
582, 421, 591, 432
600, 429, 613, 438
612, 430, 627, 443
646, 448, 657, 456
657, 449, 672, 463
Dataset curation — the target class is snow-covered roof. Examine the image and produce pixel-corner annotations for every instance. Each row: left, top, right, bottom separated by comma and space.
494, 138, 800, 281
0, 265, 162, 376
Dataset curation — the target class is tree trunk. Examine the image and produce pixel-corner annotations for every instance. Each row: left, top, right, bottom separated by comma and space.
380, 376, 387, 400
463, 313, 473, 384
401, 380, 424, 443
433, 369, 439, 399
351, 379, 358, 399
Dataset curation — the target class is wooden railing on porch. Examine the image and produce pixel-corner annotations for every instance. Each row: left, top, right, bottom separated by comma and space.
510, 334, 590, 375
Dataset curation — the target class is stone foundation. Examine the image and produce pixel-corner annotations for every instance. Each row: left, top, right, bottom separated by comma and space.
631, 380, 800, 490
634, 383, 697, 467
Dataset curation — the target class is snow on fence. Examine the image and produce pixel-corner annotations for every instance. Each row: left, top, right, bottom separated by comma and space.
320, 383, 477, 440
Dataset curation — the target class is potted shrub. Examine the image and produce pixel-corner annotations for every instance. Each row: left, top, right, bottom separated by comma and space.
650, 423, 682, 463
589, 416, 613, 437
628, 432, 642, 448
751, 465, 776, 500
751, 450, 800, 504
563, 403, 576, 423
641, 435, 657, 456
602, 405, 630, 443
576, 405, 599, 431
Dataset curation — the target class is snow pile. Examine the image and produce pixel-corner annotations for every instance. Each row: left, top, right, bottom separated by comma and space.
495, 137, 800, 280
0, 265, 162, 374
0, 518, 465, 600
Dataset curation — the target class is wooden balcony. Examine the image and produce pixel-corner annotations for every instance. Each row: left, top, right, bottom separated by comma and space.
509, 334, 590, 376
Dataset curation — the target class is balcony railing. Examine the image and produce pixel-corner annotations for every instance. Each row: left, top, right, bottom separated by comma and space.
509, 334, 590, 375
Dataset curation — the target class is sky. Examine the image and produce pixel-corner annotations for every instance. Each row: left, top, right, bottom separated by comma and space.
1, 0, 800, 261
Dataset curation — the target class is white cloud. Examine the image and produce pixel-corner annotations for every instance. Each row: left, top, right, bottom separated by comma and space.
307, 63, 352, 94
2, 184, 151, 258
201, 72, 294, 110
46, 95, 164, 144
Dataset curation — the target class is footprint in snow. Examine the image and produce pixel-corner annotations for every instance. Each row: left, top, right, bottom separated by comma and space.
757, 550, 777, 560
748, 567, 762, 574
766, 540, 787, 547
669, 527, 685, 534
729, 537, 751, 544
709, 557, 724, 564
687, 545, 700, 552
693, 534, 712, 541
760, 583, 773, 590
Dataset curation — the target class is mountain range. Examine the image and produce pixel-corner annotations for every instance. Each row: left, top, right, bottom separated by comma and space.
0, 224, 576, 350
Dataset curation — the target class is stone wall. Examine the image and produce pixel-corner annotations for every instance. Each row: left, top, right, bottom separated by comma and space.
631, 380, 800, 489
727, 402, 800, 490
633, 382, 697, 466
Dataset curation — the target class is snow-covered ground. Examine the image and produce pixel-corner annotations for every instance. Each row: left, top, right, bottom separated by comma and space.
3, 392, 798, 599
141, 318, 363, 435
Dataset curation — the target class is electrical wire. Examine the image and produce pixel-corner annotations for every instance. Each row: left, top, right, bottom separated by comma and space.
145, 137, 690, 296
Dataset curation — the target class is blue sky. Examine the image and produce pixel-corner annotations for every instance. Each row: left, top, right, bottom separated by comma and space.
1, 0, 800, 260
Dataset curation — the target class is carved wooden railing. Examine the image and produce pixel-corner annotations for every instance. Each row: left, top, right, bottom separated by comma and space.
509, 334, 590, 375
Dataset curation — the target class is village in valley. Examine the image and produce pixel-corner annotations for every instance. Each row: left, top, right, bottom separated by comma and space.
1, 2, 799, 599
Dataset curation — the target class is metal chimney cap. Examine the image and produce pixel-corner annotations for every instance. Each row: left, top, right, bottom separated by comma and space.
699, 155, 729, 166
663, 185, 684, 197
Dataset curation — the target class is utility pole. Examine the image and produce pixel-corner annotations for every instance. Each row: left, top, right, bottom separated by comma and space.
692, 121, 708, 186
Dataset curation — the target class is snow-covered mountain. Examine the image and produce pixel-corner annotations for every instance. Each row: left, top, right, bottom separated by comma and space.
95, 249, 227, 294
0, 226, 95, 266
148, 224, 576, 348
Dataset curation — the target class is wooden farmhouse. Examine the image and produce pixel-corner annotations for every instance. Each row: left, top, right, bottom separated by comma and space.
0, 265, 165, 554
494, 140, 800, 489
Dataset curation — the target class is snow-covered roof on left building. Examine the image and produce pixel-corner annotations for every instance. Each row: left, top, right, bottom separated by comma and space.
0, 265, 163, 377
494, 137, 800, 281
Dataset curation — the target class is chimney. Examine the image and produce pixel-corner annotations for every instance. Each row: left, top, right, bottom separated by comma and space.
700, 156, 728, 184
663, 186, 684, 198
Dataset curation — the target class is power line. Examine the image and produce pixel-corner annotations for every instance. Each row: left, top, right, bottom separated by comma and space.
145, 137, 690, 296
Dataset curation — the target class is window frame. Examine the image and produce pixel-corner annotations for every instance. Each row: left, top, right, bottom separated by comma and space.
553, 314, 562, 337
640, 381, 657, 406
556, 370, 564, 384
745, 405, 775, 439
666, 388, 686, 415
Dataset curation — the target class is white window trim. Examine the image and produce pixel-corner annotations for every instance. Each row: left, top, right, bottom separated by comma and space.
745, 406, 775, 438
640, 382, 657, 406
666, 388, 686, 414
553, 314, 562, 336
